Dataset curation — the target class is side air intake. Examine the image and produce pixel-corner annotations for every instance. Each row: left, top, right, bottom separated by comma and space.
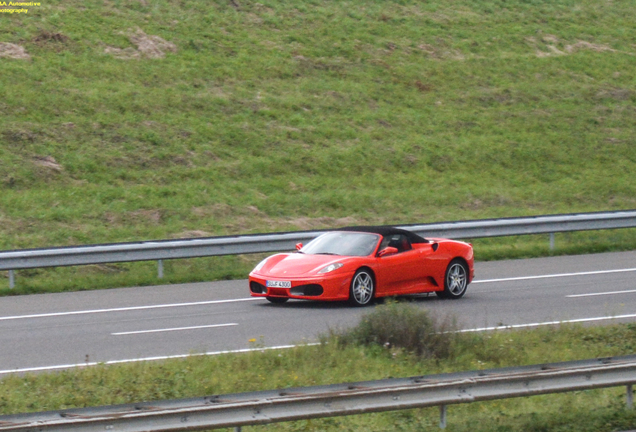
250, 281, 267, 294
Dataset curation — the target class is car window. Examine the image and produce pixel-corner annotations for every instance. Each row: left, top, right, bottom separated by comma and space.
300, 232, 380, 257
378, 234, 412, 254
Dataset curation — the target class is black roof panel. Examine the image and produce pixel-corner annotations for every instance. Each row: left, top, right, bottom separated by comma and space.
336, 226, 429, 244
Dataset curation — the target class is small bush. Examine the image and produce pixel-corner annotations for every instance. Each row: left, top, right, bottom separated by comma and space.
329, 301, 458, 359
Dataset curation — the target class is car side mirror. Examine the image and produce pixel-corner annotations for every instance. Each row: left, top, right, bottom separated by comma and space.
378, 246, 398, 257
295, 243, 303, 251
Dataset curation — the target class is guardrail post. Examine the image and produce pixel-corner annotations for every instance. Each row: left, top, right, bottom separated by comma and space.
549, 233, 555, 250
158, 260, 164, 279
628, 384, 633, 409
439, 404, 447, 429
234, 427, 242, 432
8, 270, 15, 289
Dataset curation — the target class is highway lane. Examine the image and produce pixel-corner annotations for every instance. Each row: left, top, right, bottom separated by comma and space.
0, 250, 635, 374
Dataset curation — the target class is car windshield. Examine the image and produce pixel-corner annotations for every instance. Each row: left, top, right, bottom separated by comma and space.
300, 232, 380, 257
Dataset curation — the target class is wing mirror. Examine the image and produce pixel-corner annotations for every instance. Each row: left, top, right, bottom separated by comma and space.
378, 246, 398, 257
295, 243, 303, 251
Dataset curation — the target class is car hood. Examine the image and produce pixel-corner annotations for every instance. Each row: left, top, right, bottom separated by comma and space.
256, 253, 352, 277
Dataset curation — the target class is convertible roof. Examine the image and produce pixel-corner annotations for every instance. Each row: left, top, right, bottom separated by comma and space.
337, 226, 429, 244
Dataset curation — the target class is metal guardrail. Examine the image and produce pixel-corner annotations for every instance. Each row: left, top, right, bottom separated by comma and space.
1, 210, 636, 288
0, 355, 635, 431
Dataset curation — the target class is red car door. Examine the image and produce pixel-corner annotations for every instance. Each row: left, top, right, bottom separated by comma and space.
374, 234, 422, 295
412, 242, 447, 291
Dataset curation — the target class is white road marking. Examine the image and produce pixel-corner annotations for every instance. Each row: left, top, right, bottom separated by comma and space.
5, 311, 636, 375
472, 267, 636, 284
0, 343, 320, 376
0, 298, 261, 322
112, 323, 238, 336
2, 267, 634, 323
460, 313, 636, 333
567, 290, 636, 298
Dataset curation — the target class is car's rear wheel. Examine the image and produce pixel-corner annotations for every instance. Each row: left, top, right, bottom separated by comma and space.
436, 259, 468, 299
349, 269, 375, 306
266, 297, 289, 304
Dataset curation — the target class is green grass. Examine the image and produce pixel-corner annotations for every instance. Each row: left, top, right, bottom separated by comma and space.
1, 0, 635, 293
3, 306, 636, 431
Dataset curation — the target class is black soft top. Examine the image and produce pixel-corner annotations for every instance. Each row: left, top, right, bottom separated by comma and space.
337, 226, 429, 244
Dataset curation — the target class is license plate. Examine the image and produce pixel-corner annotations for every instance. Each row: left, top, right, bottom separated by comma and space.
266, 280, 291, 288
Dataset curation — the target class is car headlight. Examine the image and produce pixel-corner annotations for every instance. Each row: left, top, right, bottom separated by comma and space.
253, 258, 269, 272
318, 262, 343, 274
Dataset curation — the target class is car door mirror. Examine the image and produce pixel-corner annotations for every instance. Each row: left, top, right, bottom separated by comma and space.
295, 243, 303, 251
378, 246, 398, 257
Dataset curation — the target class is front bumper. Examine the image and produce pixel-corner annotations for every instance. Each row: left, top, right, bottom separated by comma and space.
248, 272, 354, 301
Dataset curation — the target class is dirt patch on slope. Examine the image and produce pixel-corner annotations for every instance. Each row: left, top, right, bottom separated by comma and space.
528, 35, 618, 58
105, 28, 177, 59
417, 43, 465, 60
565, 40, 616, 54
33, 156, 63, 172
33, 31, 69, 44
32, 31, 71, 52
0, 43, 30, 59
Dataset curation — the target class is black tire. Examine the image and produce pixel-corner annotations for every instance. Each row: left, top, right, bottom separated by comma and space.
436, 259, 468, 300
348, 269, 375, 306
266, 297, 289, 304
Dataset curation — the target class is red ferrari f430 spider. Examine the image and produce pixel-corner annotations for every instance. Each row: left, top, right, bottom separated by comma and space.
248, 227, 474, 306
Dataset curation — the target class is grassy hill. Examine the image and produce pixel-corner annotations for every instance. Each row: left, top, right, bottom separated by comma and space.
1, 0, 635, 292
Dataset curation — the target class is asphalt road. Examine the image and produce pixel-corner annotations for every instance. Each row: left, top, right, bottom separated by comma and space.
1, 250, 635, 375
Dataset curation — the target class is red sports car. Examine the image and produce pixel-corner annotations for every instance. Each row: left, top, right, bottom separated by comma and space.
248, 226, 474, 306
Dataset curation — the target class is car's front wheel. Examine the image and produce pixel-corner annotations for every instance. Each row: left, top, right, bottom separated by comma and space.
349, 269, 375, 306
436, 259, 468, 299
266, 297, 289, 304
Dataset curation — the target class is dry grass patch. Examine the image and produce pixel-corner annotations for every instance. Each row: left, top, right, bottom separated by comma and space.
32, 156, 63, 172
0, 43, 30, 60
528, 35, 623, 58
417, 43, 465, 60
105, 28, 177, 59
